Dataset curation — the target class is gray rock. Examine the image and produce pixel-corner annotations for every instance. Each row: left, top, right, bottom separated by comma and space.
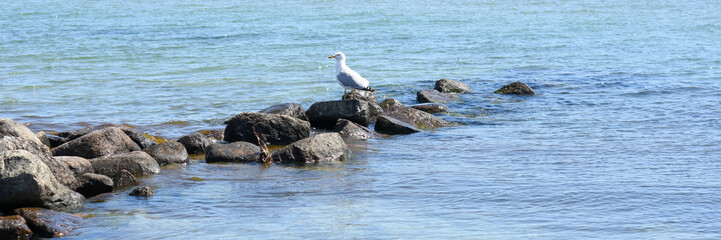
342, 89, 378, 104
494, 81, 536, 95
112, 169, 138, 189
0, 150, 85, 211
89, 151, 160, 177
417, 89, 461, 104
129, 186, 154, 197
35, 131, 52, 148
52, 127, 141, 159
224, 112, 310, 146
306, 99, 375, 129
383, 106, 450, 129
409, 103, 450, 114
0, 215, 33, 239
143, 142, 189, 166
434, 78, 472, 93
272, 133, 350, 164
205, 142, 261, 163
374, 115, 422, 135
54, 156, 93, 179
1, 136, 77, 188
66, 124, 156, 149
379, 98, 404, 110
46, 134, 66, 148
259, 103, 308, 121
0, 118, 43, 145
75, 173, 113, 198
334, 119, 383, 139
178, 132, 213, 154
14, 207, 83, 238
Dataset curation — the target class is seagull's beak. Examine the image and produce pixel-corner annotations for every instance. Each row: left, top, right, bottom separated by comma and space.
328, 55, 335, 59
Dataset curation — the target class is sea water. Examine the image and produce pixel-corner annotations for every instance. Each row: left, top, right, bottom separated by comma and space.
1, 0, 720, 239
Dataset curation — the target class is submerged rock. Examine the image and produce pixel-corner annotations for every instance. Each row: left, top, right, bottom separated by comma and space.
14, 207, 83, 238
342, 89, 378, 104
143, 142, 189, 166
0, 118, 43, 145
306, 99, 376, 129
112, 169, 138, 189
417, 89, 461, 104
379, 98, 404, 110
89, 151, 160, 177
382, 106, 450, 129
272, 133, 350, 164
75, 173, 113, 198
334, 119, 383, 139
374, 115, 422, 135
0, 150, 85, 211
1, 136, 78, 189
205, 141, 261, 163
259, 103, 308, 121
129, 186, 154, 197
54, 156, 93, 179
178, 132, 213, 154
52, 127, 141, 159
434, 78, 472, 93
494, 81, 536, 95
0, 215, 33, 239
224, 112, 310, 145
409, 103, 450, 114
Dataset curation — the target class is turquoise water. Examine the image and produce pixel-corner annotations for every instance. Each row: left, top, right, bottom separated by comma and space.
2, 0, 721, 239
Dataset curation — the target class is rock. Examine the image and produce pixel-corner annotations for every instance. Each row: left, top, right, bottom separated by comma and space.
205, 142, 260, 163
66, 124, 155, 149
121, 128, 156, 149
494, 81, 536, 95
54, 156, 93, 179
75, 173, 113, 198
306, 99, 376, 129
417, 89, 461, 104
334, 119, 383, 139
52, 127, 141, 159
382, 106, 450, 129
14, 207, 83, 238
89, 151, 160, 177
0, 118, 43, 145
379, 98, 404, 110
112, 169, 138, 189
129, 186, 154, 197
1, 136, 78, 189
409, 103, 450, 114
46, 134, 66, 148
0, 215, 33, 239
272, 133, 350, 164
374, 115, 422, 135
0, 150, 85, 211
35, 131, 52, 148
178, 133, 213, 154
224, 112, 310, 145
259, 103, 308, 121
143, 142, 189, 166
342, 89, 378, 104
434, 78, 472, 93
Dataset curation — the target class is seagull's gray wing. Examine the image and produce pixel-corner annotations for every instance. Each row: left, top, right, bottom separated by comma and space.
336, 69, 368, 89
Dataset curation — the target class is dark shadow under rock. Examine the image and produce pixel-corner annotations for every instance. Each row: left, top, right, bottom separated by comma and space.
75, 173, 113, 198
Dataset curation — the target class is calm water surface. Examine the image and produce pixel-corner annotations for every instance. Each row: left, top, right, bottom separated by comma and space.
2, 0, 721, 239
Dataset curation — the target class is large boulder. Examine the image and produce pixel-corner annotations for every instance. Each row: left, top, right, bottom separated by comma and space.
0, 215, 33, 239
205, 142, 260, 163
382, 106, 450, 129
89, 151, 160, 177
409, 103, 450, 114
259, 103, 308, 121
334, 119, 383, 139
434, 78, 472, 93
272, 133, 350, 164
1, 136, 77, 188
0, 150, 85, 211
14, 207, 83, 238
54, 156, 93, 179
52, 127, 141, 159
178, 132, 213, 154
75, 173, 113, 198
306, 99, 376, 129
143, 142, 189, 166
0, 118, 42, 145
342, 89, 378, 104
379, 98, 404, 110
375, 116, 421, 135
417, 89, 461, 104
224, 112, 310, 145
65, 124, 155, 149
494, 81, 535, 95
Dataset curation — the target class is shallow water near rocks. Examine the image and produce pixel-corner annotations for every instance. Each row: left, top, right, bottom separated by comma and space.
2, 0, 721, 239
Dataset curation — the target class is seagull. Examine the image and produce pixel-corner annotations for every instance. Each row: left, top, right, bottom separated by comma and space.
328, 52, 376, 94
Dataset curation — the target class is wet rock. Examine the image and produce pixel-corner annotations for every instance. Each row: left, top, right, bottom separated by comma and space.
383, 106, 450, 129
417, 89, 461, 104
54, 156, 93, 179
342, 89, 378, 104
334, 119, 383, 139
35, 131, 52, 148
14, 207, 83, 238
205, 142, 260, 163
434, 78, 472, 93
0, 118, 43, 145
306, 99, 376, 129
178, 132, 213, 154
75, 173, 113, 198
0, 150, 85, 211
494, 81, 536, 95
121, 128, 156, 149
129, 186, 154, 197
201, 130, 224, 141
259, 103, 308, 121
224, 112, 310, 145
89, 151, 160, 177
66, 124, 155, 149
379, 98, 404, 110
272, 133, 350, 164
409, 103, 450, 114
1, 136, 78, 189
52, 127, 141, 159
112, 169, 138, 189
374, 115, 422, 135
0, 215, 33, 239
143, 142, 189, 166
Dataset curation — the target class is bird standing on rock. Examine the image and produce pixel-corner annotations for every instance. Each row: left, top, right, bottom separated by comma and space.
328, 52, 376, 94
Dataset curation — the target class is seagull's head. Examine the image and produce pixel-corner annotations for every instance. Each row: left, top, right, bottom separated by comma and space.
328, 52, 345, 61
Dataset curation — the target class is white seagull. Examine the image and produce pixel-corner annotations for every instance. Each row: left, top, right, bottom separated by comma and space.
328, 52, 375, 93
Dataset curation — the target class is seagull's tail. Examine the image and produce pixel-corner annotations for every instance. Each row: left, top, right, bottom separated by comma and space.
361, 87, 377, 92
